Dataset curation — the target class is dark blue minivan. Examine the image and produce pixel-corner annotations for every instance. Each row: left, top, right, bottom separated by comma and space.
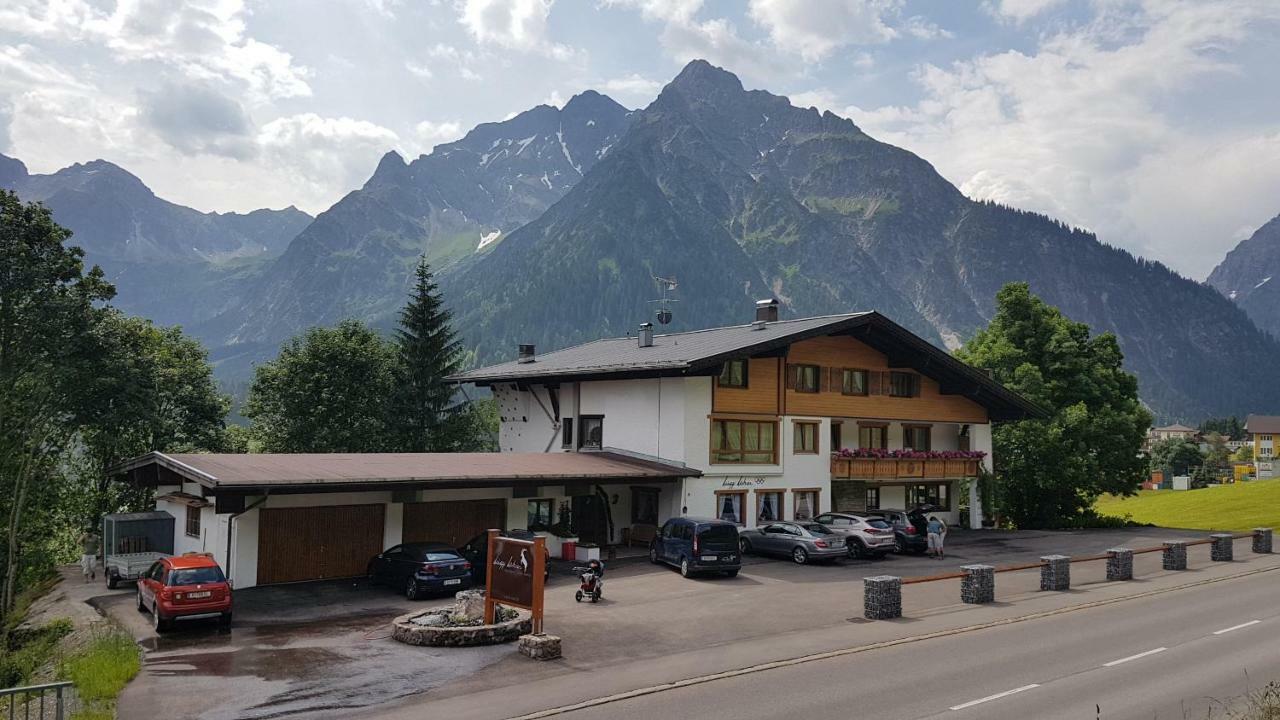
650, 517, 742, 578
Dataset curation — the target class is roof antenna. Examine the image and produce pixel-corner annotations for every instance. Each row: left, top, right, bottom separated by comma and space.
648, 275, 678, 325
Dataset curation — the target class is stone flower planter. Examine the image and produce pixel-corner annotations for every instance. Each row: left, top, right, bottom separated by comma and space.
392, 607, 532, 647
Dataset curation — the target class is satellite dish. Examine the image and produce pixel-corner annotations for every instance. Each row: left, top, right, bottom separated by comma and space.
656, 308, 673, 324
648, 275, 679, 325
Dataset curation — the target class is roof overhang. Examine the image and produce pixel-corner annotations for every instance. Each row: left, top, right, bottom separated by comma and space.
451, 312, 1047, 422
109, 450, 701, 496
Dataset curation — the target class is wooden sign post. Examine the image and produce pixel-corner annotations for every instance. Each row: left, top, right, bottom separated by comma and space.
483, 529, 546, 634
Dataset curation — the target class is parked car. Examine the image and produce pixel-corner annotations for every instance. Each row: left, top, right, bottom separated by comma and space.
135, 553, 232, 632
812, 512, 895, 558
868, 507, 932, 554
458, 529, 551, 584
367, 542, 472, 600
738, 522, 847, 564
650, 517, 741, 578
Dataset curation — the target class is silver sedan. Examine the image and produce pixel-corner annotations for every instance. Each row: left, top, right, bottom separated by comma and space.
738, 522, 847, 564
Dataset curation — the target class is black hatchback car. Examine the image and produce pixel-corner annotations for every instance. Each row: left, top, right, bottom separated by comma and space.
868, 507, 932, 554
458, 529, 551, 584
650, 517, 741, 578
367, 542, 472, 599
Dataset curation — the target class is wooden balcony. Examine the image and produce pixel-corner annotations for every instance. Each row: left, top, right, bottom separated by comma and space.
830, 456, 979, 480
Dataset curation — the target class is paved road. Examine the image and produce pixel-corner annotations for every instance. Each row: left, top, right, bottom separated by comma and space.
547, 569, 1280, 720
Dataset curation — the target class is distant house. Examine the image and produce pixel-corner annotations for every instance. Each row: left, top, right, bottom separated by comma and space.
1149, 424, 1198, 443
1245, 414, 1280, 479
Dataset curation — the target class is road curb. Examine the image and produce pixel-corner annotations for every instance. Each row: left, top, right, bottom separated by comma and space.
505, 562, 1280, 719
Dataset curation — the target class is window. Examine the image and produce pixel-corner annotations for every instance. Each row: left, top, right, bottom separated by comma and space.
716, 491, 746, 524
631, 487, 660, 525
793, 421, 819, 454
527, 498, 554, 530
889, 371, 920, 398
793, 489, 819, 521
562, 419, 574, 448
842, 369, 869, 396
711, 419, 778, 464
579, 416, 604, 449
907, 483, 951, 511
830, 422, 843, 452
858, 423, 888, 449
903, 425, 932, 451
757, 491, 784, 524
792, 364, 820, 393
185, 505, 201, 538
865, 487, 881, 511
718, 359, 748, 388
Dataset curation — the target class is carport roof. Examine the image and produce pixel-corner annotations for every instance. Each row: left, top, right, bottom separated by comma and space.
110, 450, 700, 493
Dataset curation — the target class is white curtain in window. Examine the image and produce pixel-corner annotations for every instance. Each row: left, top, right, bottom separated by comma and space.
760, 492, 779, 521
719, 494, 741, 523
795, 492, 813, 520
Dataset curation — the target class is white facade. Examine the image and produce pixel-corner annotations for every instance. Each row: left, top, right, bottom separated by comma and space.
492, 374, 992, 533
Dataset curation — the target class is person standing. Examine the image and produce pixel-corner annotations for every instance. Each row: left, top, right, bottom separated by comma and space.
79, 530, 100, 582
926, 516, 946, 560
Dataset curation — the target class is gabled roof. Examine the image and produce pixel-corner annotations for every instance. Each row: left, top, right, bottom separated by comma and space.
1245, 415, 1280, 434
449, 311, 1046, 421
110, 450, 700, 494
1153, 424, 1197, 433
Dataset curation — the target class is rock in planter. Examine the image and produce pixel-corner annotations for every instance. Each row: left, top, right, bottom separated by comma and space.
456, 589, 486, 620
392, 607, 532, 647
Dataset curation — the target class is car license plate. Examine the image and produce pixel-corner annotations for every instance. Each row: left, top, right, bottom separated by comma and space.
832, 540, 845, 547
187, 591, 211, 599
700, 555, 718, 561
443, 579, 462, 586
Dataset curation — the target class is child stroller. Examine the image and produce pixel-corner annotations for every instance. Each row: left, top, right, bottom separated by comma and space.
573, 558, 604, 603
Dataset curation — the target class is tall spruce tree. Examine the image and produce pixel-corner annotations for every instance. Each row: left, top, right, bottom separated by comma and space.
391, 258, 472, 451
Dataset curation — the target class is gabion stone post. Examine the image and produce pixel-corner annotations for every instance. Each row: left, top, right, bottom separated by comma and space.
1039, 555, 1070, 591
961, 564, 995, 604
1211, 533, 1234, 562
863, 575, 902, 620
1106, 548, 1133, 581
1162, 541, 1188, 570
1253, 528, 1273, 554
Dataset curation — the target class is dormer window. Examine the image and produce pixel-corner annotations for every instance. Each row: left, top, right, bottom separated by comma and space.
579, 416, 604, 449
889, 371, 921, 398
718, 359, 748, 388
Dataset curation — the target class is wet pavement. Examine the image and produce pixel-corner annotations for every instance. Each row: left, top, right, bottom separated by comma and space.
102, 527, 1211, 720
107, 579, 514, 720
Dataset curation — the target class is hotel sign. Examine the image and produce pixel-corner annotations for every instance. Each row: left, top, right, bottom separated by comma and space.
483, 530, 546, 633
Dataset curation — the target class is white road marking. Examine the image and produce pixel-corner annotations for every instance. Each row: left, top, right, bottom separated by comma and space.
1213, 620, 1261, 635
949, 684, 1040, 711
1103, 647, 1167, 667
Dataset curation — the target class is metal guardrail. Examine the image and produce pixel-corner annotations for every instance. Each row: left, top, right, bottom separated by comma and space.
1, 681, 76, 720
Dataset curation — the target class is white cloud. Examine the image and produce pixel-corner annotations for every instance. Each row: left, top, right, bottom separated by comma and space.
848, 0, 1280, 277
0, 0, 311, 101
411, 119, 465, 152
257, 114, 399, 208
601, 73, 662, 105
985, 0, 1068, 24
748, 0, 899, 61
139, 80, 256, 159
456, 0, 577, 59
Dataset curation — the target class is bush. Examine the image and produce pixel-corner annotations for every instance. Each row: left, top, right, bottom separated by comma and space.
61, 627, 140, 705
0, 617, 74, 687
1048, 511, 1150, 530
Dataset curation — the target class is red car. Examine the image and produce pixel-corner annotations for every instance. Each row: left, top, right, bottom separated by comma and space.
136, 553, 232, 632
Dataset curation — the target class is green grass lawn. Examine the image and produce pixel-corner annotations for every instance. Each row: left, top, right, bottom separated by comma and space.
1095, 478, 1280, 532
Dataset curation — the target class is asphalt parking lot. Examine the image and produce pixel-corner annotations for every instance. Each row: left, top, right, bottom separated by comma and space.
107, 526, 1210, 720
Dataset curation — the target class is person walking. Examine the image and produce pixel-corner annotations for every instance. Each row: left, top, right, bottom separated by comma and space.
926, 516, 946, 560
79, 530, 100, 582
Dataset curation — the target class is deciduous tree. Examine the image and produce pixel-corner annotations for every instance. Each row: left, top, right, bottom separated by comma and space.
956, 283, 1151, 528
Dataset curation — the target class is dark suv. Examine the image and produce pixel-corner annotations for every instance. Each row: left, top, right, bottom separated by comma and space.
868, 508, 931, 554
650, 517, 741, 578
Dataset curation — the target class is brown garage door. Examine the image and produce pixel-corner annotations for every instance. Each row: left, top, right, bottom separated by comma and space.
257, 504, 385, 585
403, 499, 506, 547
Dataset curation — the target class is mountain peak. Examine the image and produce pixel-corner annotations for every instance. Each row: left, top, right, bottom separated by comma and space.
0, 153, 28, 190
669, 59, 744, 94
367, 150, 411, 187
563, 89, 625, 114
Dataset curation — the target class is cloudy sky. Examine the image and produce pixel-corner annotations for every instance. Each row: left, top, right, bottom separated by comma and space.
2, 0, 1278, 278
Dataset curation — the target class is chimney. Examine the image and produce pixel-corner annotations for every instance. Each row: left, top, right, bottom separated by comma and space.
755, 298, 779, 323
638, 322, 654, 348
517, 343, 536, 364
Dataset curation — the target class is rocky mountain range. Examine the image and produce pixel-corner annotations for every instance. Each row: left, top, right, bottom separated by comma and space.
0, 153, 310, 326
4, 60, 1278, 422
1208, 214, 1280, 341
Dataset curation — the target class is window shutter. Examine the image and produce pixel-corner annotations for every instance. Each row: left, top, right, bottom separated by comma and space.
786, 364, 800, 390
912, 374, 922, 397
820, 367, 831, 392
869, 371, 884, 396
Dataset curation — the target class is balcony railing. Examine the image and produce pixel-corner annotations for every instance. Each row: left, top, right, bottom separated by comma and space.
831, 455, 979, 480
